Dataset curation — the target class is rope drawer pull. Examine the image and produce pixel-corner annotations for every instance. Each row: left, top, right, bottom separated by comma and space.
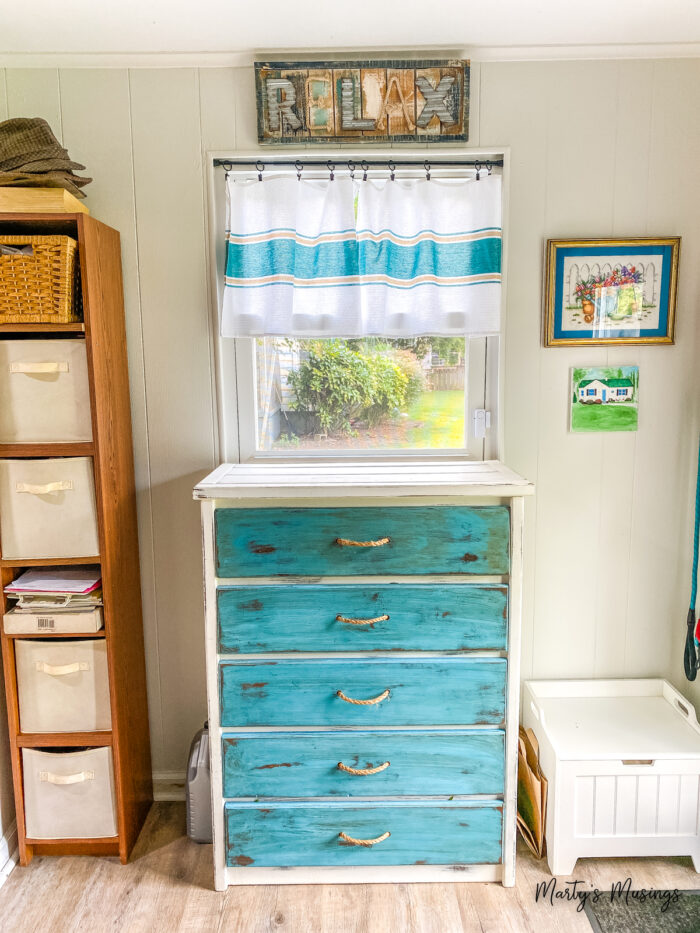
338, 760, 390, 776
339, 830, 390, 847
335, 536, 390, 548
336, 613, 389, 626
336, 688, 390, 706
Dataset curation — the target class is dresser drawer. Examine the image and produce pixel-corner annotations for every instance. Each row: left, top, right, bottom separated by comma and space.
222, 728, 505, 797
215, 506, 510, 577
225, 800, 503, 867
219, 658, 506, 727
218, 583, 508, 653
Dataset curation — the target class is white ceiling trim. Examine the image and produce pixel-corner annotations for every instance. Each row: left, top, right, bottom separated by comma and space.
0, 43, 699, 69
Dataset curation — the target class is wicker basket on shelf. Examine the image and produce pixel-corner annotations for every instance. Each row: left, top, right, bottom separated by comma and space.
0, 234, 80, 324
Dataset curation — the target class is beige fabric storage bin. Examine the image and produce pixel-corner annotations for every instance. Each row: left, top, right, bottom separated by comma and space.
15, 639, 111, 733
0, 339, 92, 443
0, 457, 99, 559
3, 607, 103, 635
22, 747, 117, 839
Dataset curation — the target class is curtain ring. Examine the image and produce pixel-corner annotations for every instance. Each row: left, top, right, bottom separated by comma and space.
348, 159, 356, 180
424, 160, 431, 181
295, 160, 303, 181
361, 160, 369, 182
221, 160, 233, 175
388, 160, 396, 181
475, 161, 481, 181
327, 160, 335, 181
486, 161, 493, 175
256, 160, 265, 182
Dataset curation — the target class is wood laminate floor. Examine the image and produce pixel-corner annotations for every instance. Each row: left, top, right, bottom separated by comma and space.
1, 803, 699, 932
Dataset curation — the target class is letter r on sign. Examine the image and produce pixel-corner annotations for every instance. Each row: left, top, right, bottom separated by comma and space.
266, 78, 302, 132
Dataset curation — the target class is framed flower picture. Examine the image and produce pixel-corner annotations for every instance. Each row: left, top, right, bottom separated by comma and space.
544, 237, 680, 346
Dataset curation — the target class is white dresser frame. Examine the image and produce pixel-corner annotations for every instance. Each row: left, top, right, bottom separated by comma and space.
195, 460, 533, 890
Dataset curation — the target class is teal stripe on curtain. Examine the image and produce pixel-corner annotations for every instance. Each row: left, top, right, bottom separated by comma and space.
226, 236, 500, 283
358, 238, 501, 281
226, 239, 359, 281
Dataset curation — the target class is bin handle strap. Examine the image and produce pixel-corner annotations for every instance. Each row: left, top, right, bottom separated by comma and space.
39, 770, 95, 785
16, 480, 73, 495
35, 660, 89, 676
10, 361, 69, 374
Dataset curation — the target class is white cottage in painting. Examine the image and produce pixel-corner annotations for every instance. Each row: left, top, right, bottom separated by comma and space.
578, 378, 634, 403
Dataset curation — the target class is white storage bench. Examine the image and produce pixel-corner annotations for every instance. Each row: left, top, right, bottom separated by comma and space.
523, 679, 700, 876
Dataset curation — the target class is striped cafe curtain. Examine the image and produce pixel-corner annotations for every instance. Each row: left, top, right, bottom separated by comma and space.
221, 172, 502, 338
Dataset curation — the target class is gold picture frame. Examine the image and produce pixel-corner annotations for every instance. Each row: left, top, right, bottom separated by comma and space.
544, 237, 680, 347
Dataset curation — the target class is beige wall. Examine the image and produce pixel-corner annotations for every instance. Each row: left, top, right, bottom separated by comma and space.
0, 60, 699, 839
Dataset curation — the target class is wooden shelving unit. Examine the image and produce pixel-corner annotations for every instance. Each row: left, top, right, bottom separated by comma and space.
0, 212, 152, 865
0, 443, 95, 458
1, 557, 101, 568
0, 323, 86, 333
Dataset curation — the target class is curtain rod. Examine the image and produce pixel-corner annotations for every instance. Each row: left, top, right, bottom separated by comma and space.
214, 158, 503, 169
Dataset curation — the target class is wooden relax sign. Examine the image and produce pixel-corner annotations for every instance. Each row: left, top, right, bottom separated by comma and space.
255, 60, 470, 144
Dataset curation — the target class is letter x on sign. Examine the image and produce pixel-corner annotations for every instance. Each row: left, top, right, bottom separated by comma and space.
416, 76, 456, 128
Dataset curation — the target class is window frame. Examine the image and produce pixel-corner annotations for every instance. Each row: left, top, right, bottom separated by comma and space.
205, 147, 509, 466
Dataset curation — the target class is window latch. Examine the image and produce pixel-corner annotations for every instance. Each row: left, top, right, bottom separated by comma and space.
472, 409, 491, 439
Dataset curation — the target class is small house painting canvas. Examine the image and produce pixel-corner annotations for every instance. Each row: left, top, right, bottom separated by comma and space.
570, 366, 639, 432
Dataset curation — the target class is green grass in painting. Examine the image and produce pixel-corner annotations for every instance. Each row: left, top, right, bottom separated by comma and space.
405, 390, 464, 448
571, 402, 638, 433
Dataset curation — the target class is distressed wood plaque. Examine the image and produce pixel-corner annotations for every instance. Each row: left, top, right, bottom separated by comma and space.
255, 59, 470, 144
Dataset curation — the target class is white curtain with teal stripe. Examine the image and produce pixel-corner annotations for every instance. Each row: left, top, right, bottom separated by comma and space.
221, 173, 502, 337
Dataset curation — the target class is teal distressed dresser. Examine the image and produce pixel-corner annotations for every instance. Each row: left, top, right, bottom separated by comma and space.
194, 461, 533, 889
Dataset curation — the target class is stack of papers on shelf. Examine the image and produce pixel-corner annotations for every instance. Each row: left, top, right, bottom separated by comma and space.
4, 568, 102, 613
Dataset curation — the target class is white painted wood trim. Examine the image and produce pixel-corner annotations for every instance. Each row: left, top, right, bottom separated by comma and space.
204, 140, 230, 466
195, 483, 533, 500
210, 496, 518, 509
215, 573, 507, 585
223, 862, 503, 886
0, 821, 18, 890
2, 46, 700, 69
208, 146, 507, 165
201, 500, 226, 892
502, 496, 524, 887
152, 771, 186, 802
193, 460, 534, 500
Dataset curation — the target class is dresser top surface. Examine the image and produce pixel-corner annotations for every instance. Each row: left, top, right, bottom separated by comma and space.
193, 460, 534, 500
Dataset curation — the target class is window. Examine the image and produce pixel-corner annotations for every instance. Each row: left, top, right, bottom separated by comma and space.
587, 389, 596, 396
254, 336, 467, 453
212, 154, 505, 463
